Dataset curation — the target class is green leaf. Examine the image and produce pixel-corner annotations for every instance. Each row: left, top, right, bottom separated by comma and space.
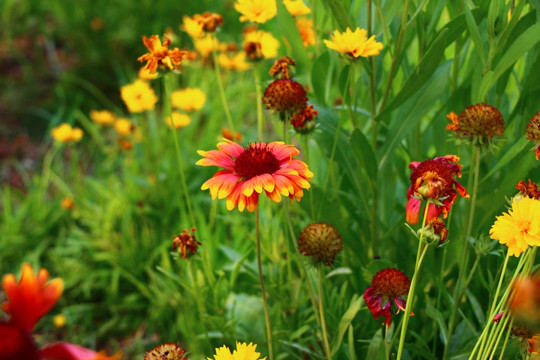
481, 136, 529, 182
275, 0, 310, 76
463, 0, 487, 66
325, 0, 353, 31
350, 128, 378, 184
426, 304, 449, 345
365, 328, 383, 360
311, 52, 331, 104
332, 295, 364, 354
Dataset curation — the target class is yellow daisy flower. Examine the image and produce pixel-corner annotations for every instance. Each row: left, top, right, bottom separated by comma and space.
114, 118, 135, 136
51, 123, 83, 143
181, 15, 205, 38
283, 0, 310, 17
194, 33, 222, 59
324, 27, 383, 58
166, 111, 191, 129
218, 52, 252, 71
89, 110, 116, 125
243, 30, 280, 60
207, 342, 266, 360
490, 197, 540, 257
170, 88, 206, 112
234, 0, 276, 24
120, 80, 158, 113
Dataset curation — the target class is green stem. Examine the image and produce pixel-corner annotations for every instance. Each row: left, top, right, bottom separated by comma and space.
396, 200, 431, 360
385, 324, 390, 360
254, 64, 264, 142
256, 206, 274, 360
211, 34, 235, 132
318, 267, 332, 360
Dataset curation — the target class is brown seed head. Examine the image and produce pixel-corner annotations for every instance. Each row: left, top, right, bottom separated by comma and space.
446, 104, 505, 147
262, 79, 308, 120
144, 343, 189, 360
371, 268, 411, 297
297, 223, 343, 266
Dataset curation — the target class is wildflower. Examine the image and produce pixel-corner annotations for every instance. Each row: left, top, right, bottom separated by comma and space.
243, 30, 280, 61
514, 179, 540, 202
324, 27, 383, 58
508, 274, 540, 326
197, 140, 313, 212
222, 128, 243, 142
489, 197, 540, 257
166, 112, 191, 130
297, 223, 343, 266
526, 110, 540, 160
193, 12, 224, 33
493, 312, 538, 355
89, 110, 116, 125
51, 124, 83, 143
529, 334, 540, 356
170, 88, 206, 112
61, 197, 75, 210
0, 263, 120, 360
145, 343, 189, 360
234, 0, 276, 23
291, 104, 318, 134
114, 118, 135, 136
269, 56, 295, 79
446, 104, 505, 147
406, 155, 468, 225
207, 342, 266, 360
120, 80, 158, 113
117, 138, 133, 151
139, 66, 159, 81
262, 79, 308, 120
363, 268, 412, 327
194, 33, 222, 59
181, 16, 205, 38
295, 17, 315, 48
417, 217, 449, 245
283, 0, 310, 16
53, 314, 66, 328
172, 228, 200, 259
218, 52, 252, 71
137, 34, 187, 74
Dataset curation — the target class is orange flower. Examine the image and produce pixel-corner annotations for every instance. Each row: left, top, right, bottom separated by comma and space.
137, 34, 187, 74
145, 343, 188, 360
172, 228, 201, 259
446, 104, 505, 147
192, 12, 224, 32
291, 104, 318, 134
197, 140, 313, 212
526, 110, 540, 160
508, 274, 540, 326
61, 197, 75, 210
262, 79, 308, 120
269, 56, 295, 79
295, 17, 315, 48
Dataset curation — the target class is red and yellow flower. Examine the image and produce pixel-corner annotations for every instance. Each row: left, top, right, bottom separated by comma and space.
197, 140, 313, 212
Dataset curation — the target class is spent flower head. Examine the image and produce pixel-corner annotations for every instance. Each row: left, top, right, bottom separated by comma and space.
192, 12, 224, 33
137, 34, 187, 74
526, 110, 540, 160
291, 104, 318, 134
417, 217, 449, 246
514, 179, 540, 203
446, 103, 505, 147
324, 27, 383, 58
172, 228, 201, 259
297, 223, 343, 266
269, 56, 295, 79
144, 343, 188, 360
262, 79, 308, 120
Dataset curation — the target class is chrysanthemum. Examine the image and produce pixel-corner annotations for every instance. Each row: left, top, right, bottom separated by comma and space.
295, 17, 315, 48
51, 123, 83, 143
526, 110, 540, 160
446, 104, 505, 147
197, 140, 313, 212
145, 343, 189, 360
283, 0, 310, 17
137, 34, 187, 74
120, 80, 158, 113
207, 342, 266, 360
234, 0, 276, 24
89, 110, 116, 126
262, 79, 308, 120
324, 27, 383, 58
170, 88, 206, 112
363, 268, 412, 327
297, 223, 343, 266
243, 30, 280, 60
406, 155, 468, 225
490, 197, 540, 257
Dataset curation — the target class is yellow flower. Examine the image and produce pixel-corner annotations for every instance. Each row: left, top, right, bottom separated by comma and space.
295, 17, 315, 47
51, 123, 83, 143
243, 30, 280, 60
89, 110, 116, 125
324, 27, 383, 58
194, 33, 222, 58
60, 197, 75, 210
490, 197, 540, 257
138, 66, 159, 81
283, 0, 310, 17
114, 118, 135, 136
53, 314, 66, 328
234, 0, 276, 23
170, 88, 206, 112
181, 15, 205, 38
120, 80, 158, 113
166, 111, 191, 129
218, 52, 252, 71
207, 342, 266, 360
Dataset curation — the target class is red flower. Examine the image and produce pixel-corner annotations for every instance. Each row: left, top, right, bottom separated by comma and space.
262, 79, 308, 120
363, 268, 412, 327
406, 155, 469, 225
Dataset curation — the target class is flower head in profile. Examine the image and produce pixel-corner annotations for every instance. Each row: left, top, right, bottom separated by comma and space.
145, 343, 189, 360
446, 103, 505, 147
297, 223, 343, 266
166, 112, 191, 130
90, 110, 116, 126
243, 30, 280, 61
207, 342, 266, 360
262, 79, 308, 120
222, 128, 243, 142
197, 140, 313, 212
526, 110, 540, 160
490, 197, 540, 257
120, 80, 158, 113
324, 27, 383, 58
363, 268, 412, 327
171, 88, 206, 112
234, 0, 276, 24
291, 104, 318, 134
172, 228, 201, 259
51, 124, 83, 143
137, 34, 187, 74
295, 17, 315, 48
406, 155, 469, 225
417, 217, 449, 246
283, 0, 310, 17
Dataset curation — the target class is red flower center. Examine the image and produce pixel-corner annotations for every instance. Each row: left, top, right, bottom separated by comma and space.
234, 144, 280, 180
371, 268, 411, 297
411, 160, 454, 198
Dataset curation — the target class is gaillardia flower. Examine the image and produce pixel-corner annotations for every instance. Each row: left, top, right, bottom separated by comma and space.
172, 228, 201, 259
297, 223, 343, 266
406, 155, 468, 225
490, 197, 540, 257
207, 342, 266, 360
137, 34, 187, 74
262, 79, 308, 120
446, 103, 505, 147
363, 268, 412, 327
526, 110, 540, 160
51, 124, 83, 143
145, 343, 188, 360
291, 104, 318, 134
234, 0, 276, 24
324, 27, 383, 58
197, 140, 313, 212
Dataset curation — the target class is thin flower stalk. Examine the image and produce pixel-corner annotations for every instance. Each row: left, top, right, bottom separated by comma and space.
385, 324, 391, 360
254, 64, 264, 142
318, 267, 332, 360
211, 33, 235, 133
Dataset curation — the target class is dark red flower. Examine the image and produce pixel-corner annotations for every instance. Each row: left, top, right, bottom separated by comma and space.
291, 105, 318, 134
262, 79, 308, 120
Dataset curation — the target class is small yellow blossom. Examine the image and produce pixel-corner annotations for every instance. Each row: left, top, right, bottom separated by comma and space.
89, 110, 116, 125
207, 342, 266, 360
60, 197, 75, 210
138, 66, 159, 81
51, 124, 83, 143
170, 88, 206, 112
120, 80, 158, 113
114, 118, 135, 136
181, 16, 205, 38
283, 0, 311, 17
218, 52, 252, 71
166, 112, 191, 129
53, 314, 66, 328
324, 27, 383, 58
194, 33, 222, 58
243, 30, 280, 60
295, 17, 315, 47
234, 0, 277, 23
